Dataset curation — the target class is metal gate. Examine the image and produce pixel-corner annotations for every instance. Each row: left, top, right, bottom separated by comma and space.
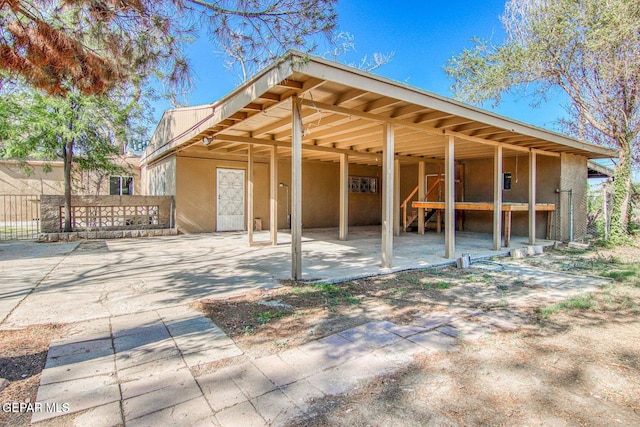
0, 195, 41, 240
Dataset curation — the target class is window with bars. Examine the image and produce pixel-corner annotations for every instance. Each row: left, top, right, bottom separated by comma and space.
348, 176, 378, 194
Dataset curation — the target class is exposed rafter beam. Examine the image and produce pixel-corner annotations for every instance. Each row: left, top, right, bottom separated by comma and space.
334, 88, 368, 106
210, 134, 442, 163
299, 98, 444, 137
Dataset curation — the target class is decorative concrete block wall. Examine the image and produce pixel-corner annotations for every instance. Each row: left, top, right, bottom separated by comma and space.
40, 195, 174, 233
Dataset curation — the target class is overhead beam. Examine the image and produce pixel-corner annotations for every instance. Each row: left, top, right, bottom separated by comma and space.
300, 98, 563, 158
211, 134, 442, 164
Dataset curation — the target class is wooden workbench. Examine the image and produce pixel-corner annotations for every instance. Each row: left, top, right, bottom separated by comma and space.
410, 201, 555, 246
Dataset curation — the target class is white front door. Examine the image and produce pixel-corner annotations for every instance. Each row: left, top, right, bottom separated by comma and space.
216, 168, 245, 231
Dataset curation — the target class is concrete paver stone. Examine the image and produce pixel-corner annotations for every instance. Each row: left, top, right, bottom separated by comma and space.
215, 401, 266, 427
181, 345, 243, 368
71, 402, 123, 427
122, 372, 202, 421
117, 354, 186, 382
412, 313, 452, 330
31, 374, 120, 423
279, 379, 325, 413
126, 397, 217, 427
251, 389, 300, 427
46, 338, 113, 362
120, 367, 194, 400
40, 353, 116, 385
198, 369, 248, 412
408, 330, 459, 352
338, 323, 402, 349
253, 354, 305, 387
223, 362, 278, 399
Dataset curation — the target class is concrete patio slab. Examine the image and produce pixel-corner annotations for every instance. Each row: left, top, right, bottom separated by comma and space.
1, 227, 554, 328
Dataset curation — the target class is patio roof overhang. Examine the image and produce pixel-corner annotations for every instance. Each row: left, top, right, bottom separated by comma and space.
142, 51, 618, 280
142, 51, 617, 167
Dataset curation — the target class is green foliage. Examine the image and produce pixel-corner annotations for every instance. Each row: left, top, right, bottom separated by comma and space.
600, 264, 640, 287
539, 294, 596, 319
253, 310, 287, 324
425, 281, 451, 290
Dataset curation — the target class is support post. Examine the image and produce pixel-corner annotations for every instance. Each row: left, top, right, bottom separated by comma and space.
418, 161, 425, 235
339, 153, 349, 241
529, 150, 537, 245
394, 159, 400, 237
381, 123, 395, 268
493, 145, 502, 250
247, 144, 254, 246
270, 146, 278, 246
291, 96, 303, 279
445, 136, 455, 258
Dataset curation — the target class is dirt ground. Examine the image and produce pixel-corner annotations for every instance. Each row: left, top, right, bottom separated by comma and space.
1, 240, 638, 426
0, 325, 62, 427
201, 241, 640, 426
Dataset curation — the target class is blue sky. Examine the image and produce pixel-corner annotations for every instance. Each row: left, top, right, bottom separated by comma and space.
153, 1, 569, 134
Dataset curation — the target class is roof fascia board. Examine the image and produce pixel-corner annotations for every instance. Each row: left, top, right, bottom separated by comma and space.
142, 59, 295, 164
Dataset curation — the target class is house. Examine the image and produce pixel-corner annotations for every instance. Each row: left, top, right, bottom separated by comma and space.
141, 51, 617, 279
0, 158, 142, 196
0, 157, 143, 240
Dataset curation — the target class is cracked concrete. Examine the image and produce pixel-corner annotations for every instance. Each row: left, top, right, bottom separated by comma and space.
1, 228, 554, 328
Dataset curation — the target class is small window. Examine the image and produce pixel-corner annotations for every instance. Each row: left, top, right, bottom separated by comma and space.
503, 172, 512, 190
110, 176, 134, 195
349, 176, 378, 194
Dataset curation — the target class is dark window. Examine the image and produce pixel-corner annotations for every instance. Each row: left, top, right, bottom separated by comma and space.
348, 176, 378, 194
110, 176, 134, 195
503, 172, 512, 190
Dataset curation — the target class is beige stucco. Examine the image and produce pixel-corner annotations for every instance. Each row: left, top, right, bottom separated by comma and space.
0, 159, 142, 196
148, 150, 590, 239
461, 154, 569, 239
162, 153, 386, 234
0, 161, 65, 195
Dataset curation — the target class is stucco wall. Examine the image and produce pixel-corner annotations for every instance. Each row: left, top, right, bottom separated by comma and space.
0, 162, 64, 195
144, 156, 176, 196
462, 155, 561, 238
172, 155, 384, 233
0, 160, 142, 196
159, 151, 586, 238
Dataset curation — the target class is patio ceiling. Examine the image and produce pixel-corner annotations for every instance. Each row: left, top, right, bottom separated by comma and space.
142, 52, 617, 167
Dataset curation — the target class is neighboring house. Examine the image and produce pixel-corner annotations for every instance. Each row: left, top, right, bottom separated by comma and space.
0, 158, 142, 196
142, 51, 616, 278
0, 157, 143, 239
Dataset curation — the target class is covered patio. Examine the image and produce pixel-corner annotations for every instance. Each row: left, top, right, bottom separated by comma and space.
143, 51, 615, 280
247, 226, 553, 282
